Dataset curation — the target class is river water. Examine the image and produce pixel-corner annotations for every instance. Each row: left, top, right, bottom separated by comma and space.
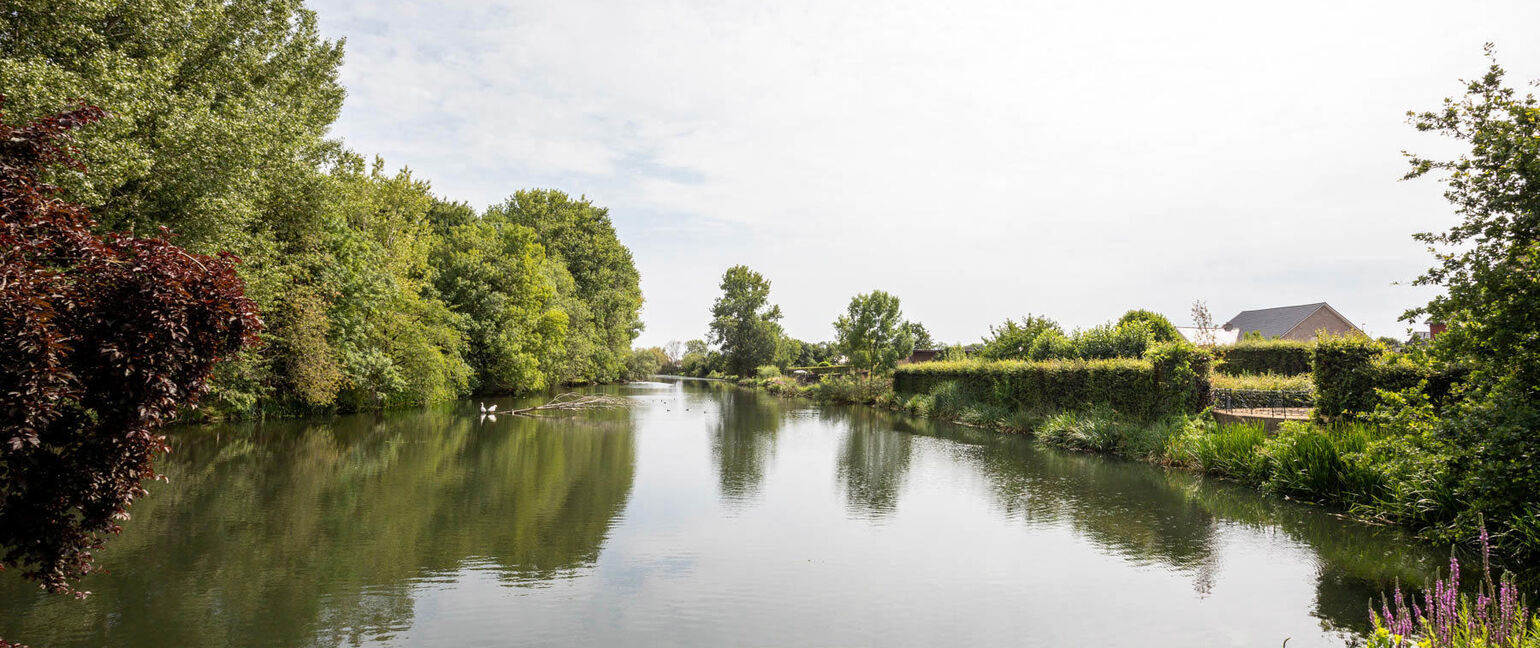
0, 377, 1448, 647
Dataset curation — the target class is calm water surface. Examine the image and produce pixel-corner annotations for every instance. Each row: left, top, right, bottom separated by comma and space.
0, 378, 1449, 647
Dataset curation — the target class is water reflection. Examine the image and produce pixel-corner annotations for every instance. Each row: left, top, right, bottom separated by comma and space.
0, 380, 1472, 648
830, 407, 913, 519
706, 386, 783, 504
878, 409, 1444, 635
0, 404, 635, 648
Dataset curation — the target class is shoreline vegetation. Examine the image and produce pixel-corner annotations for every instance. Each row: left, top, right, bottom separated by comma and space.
3, 1, 1538, 646
706, 335, 1532, 577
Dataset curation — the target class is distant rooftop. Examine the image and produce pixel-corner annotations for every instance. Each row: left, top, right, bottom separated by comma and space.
1222, 302, 1330, 339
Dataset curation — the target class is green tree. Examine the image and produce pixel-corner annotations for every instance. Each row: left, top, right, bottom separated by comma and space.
623, 347, 667, 380
834, 290, 915, 375
904, 321, 936, 349
488, 190, 643, 384
980, 314, 1061, 360
0, 0, 345, 248
1116, 309, 1181, 342
319, 158, 471, 409
1405, 48, 1540, 394
707, 266, 784, 377
1392, 50, 1540, 560
429, 216, 568, 394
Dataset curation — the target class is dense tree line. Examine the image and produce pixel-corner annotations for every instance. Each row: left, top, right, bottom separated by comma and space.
0, 0, 644, 418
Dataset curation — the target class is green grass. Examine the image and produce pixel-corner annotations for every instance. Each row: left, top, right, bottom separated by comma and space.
1165, 418, 1271, 484
1263, 421, 1387, 502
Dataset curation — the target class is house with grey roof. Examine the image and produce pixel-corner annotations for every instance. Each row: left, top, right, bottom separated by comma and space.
1222, 302, 1361, 341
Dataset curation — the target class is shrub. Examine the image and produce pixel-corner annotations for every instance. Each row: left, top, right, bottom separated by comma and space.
1116, 309, 1182, 342
1072, 322, 1155, 360
810, 374, 890, 405
979, 314, 1061, 360
1027, 329, 1076, 361
1313, 336, 1468, 419
1314, 336, 1388, 419
762, 375, 806, 397
755, 364, 782, 378
1216, 339, 1313, 376
0, 104, 262, 594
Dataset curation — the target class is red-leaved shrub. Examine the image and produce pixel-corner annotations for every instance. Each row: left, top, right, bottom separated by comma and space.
0, 99, 261, 596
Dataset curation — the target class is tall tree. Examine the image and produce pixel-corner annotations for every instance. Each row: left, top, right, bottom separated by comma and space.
429, 215, 568, 393
834, 290, 915, 375
708, 266, 784, 377
1405, 47, 1540, 394
0, 104, 261, 595
1396, 50, 1540, 559
904, 322, 936, 350
488, 190, 643, 383
0, 0, 346, 246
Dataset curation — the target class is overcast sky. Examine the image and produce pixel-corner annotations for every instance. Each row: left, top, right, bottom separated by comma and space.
309, 0, 1540, 347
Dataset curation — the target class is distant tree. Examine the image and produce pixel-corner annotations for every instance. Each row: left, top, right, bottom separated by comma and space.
904, 322, 936, 349
1116, 309, 1181, 342
775, 336, 806, 370
707, 266, 784, 377
980, 315, 1061, 360
834, 290, 916, 375
623, 348, 666, 380
663, 340, 685, 365
0, 104, 261, 595
1190, 300, 1217, 347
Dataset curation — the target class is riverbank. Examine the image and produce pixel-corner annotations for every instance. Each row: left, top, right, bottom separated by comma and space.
728, 370, 1537, 584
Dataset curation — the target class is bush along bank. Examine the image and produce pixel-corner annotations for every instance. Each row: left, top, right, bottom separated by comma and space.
731, 336, 1539, 575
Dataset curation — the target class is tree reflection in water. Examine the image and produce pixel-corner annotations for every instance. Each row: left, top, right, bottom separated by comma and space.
827, 406, 913, 520
705, 385, 783, 505
0, 404, 636, 647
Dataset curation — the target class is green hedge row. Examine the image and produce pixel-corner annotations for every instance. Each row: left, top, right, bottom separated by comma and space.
894, 342, 1211, 419
1215, 340, 1313, 376
787, 365, 854, 376
1312, 337, 1468, 419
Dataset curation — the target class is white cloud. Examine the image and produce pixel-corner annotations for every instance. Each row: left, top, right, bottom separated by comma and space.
310, 0, 1540, 345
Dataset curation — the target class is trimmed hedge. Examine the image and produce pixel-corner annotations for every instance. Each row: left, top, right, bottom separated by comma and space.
788, 365, 853, 376
1312, 336, 1469, 419
1215, 339, 1313, 376
893, 343, 1211, 419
